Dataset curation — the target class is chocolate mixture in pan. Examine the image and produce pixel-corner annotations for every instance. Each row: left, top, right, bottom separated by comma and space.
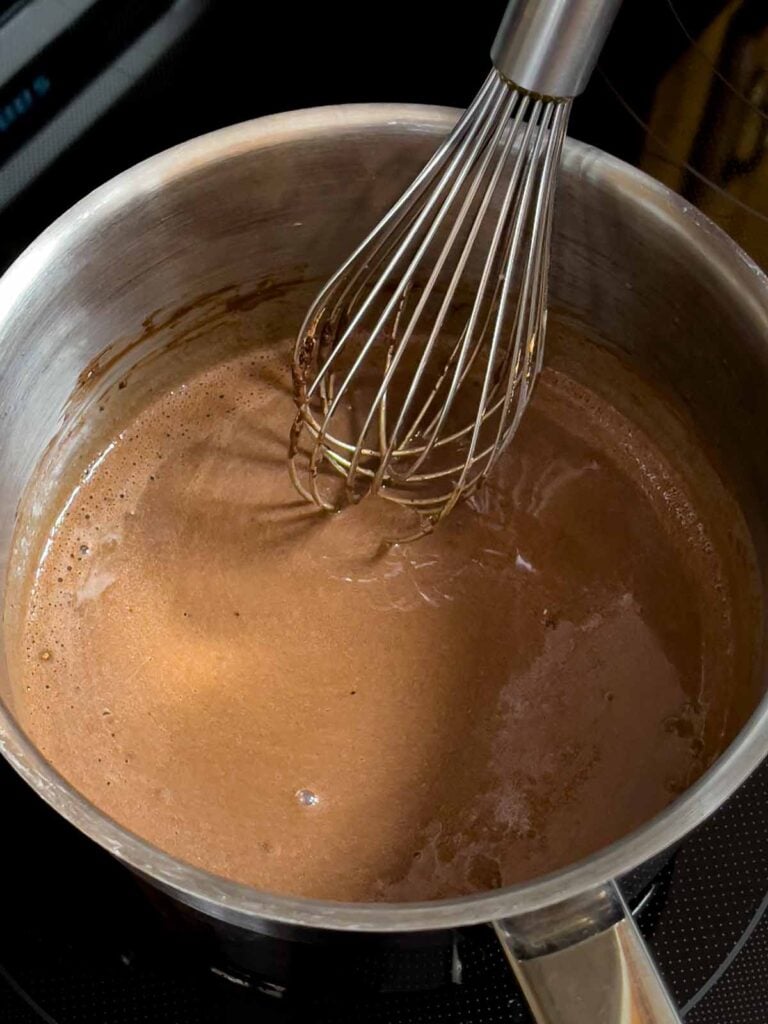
6, 318, 761, 901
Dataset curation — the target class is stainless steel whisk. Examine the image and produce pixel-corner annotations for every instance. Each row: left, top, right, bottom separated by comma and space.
290, 0, 622, 531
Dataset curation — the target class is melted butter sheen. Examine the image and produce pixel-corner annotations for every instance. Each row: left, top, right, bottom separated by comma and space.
9, 326, 760, 901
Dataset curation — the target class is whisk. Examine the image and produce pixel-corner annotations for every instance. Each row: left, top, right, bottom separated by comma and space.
289, 0, 622, 532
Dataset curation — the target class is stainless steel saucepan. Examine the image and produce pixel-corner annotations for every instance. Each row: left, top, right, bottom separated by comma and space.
0, 106, 766, 1024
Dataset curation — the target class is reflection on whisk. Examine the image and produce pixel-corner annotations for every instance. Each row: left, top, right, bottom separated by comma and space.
289, 70, 570, 535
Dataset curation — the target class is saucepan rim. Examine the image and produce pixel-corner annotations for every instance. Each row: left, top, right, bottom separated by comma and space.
0, 103, 766, 933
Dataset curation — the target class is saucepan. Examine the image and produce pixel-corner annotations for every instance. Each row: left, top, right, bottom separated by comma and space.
0, 106, 767, 1024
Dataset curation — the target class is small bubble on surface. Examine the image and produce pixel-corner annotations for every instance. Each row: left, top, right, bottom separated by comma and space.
296, 788, 319, 807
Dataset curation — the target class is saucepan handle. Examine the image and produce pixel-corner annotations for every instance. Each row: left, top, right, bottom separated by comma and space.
493, 881, 682, 1024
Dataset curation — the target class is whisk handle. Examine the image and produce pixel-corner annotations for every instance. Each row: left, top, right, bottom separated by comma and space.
491, 0, 623, 98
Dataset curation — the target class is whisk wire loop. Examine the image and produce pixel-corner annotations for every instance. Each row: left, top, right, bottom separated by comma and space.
289, 70, 572, 528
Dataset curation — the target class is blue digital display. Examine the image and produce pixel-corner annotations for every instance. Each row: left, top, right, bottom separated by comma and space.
0, 75, 51, 134
0, 0, 171, 169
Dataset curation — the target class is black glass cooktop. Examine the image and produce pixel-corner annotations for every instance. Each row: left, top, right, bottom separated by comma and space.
2, 750, 768, 1023
0, 1, 766, 1021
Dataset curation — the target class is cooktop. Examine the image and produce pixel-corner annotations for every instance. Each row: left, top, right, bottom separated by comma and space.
0, 1, 766, 1021
1, 750, 768, 1023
